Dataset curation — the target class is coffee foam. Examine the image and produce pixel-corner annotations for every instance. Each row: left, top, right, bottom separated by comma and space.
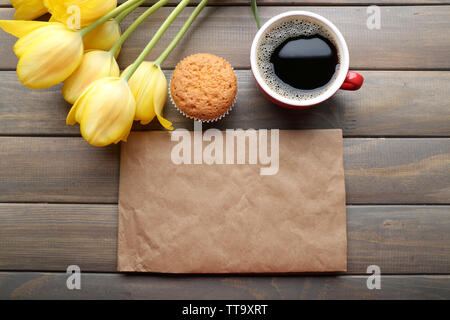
257, 18, 341, 102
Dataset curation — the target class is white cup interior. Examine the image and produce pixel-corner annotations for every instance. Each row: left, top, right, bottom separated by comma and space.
250, 11, 350, 107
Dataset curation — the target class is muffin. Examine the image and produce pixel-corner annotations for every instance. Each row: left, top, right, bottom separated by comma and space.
170, 53, 238, 122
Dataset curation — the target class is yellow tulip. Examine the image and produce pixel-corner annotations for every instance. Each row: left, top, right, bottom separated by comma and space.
0, 20, 83, 89
82, 19, 121, 55
67, 77, 136, 147
44, 0, 117, 28
62, 50, 120, 104
11, 0, 48, 20
124, 62, 173, 130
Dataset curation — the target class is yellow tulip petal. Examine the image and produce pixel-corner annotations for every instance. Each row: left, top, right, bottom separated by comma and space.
153, 67, 172, 130
79, 78, 135, 146
126, 62, 170, 126
0, 20, 58, 38
44, 0, 117, 27
16, 26, 83, 89
67, 77, 136, 147
11, 0, 47, 20
156, 118, 173, 131
115, 128, 131, 144
138, 65, 159, 125
125, 64, 153, 124
66, 81, 92, 125
125, 62, 172, 130
66, 103, 80, 125
13, 23, 62, 58
66, 108, 78, 126
67, 76, 101, 126
63, 50, 120, 104
82, 19, 121, 55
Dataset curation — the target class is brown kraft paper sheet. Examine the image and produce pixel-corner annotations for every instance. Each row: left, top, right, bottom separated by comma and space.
118, 128, 347, 273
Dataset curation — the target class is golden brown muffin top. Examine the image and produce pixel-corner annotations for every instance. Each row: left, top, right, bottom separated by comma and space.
170, 53, 237, 121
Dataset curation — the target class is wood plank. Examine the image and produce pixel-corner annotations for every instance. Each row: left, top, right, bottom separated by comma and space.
346, 205, 450, 273
0, 137, 448, 204
0, 272, 448, 299
0, 137, 120, 204
0, 204, 448, 274
1, 6, 449, 70
0, 204, 118, 272
1, 70, 449, 136
344, 138, 450, 204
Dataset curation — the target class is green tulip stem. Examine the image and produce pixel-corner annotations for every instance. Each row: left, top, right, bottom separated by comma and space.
110, 0, 170, 56
154, 0, 209, 66
114, 0, 146, 24
79, 0, 143, 37
251, 0, 261, 29
122, 0, 191, 81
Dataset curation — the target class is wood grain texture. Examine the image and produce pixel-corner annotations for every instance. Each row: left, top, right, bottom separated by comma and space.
346, 205, 450, 273
1, 71, 449, 136
343, 138, 450, 204
1, 0, 449, 299
0, 137, 120, 204
1, 137, 448, 204
0, 204, 449, 274
0, 272, 449, 299
0, 204, 118, 272
1, 6, 449, 70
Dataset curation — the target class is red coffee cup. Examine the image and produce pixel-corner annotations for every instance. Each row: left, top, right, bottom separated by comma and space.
250, 11, 363, 109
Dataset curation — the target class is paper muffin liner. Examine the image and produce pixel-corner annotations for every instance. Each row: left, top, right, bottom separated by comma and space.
169, 54, 238, 123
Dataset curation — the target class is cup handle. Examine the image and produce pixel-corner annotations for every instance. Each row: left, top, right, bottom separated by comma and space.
340, 71, 364, 91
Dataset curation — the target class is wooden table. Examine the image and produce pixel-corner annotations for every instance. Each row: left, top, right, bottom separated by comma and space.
0, 0, 449, 300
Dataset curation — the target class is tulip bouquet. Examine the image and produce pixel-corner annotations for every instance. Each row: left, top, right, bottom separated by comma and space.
2, 0, 259, 147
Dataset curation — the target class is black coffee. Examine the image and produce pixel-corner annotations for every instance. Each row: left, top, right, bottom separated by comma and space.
257, 19, 341, 101
270, 35, 338, 90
